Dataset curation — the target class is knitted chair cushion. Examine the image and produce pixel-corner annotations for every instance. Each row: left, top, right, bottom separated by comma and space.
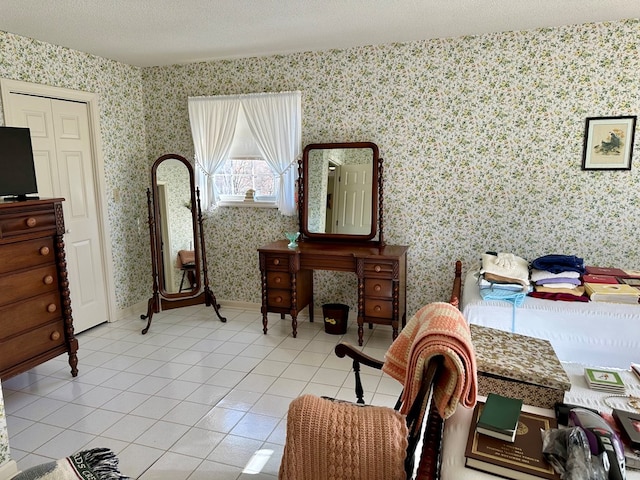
279, 394, 408, 480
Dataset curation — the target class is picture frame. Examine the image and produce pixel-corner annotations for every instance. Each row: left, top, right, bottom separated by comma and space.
582, 116, 637, 170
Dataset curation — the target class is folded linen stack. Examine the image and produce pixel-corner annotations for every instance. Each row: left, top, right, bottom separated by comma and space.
529, 254, 587, 302
478, 252, 531, 306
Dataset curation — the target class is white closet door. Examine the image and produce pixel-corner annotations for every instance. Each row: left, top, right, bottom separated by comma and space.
5, 93, 108, 333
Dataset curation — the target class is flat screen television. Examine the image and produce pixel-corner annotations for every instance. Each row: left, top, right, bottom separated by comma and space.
0, 126, 39, 201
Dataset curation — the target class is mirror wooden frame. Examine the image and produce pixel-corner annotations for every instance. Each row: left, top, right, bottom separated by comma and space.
298, 142, 384, 244
140, 153, 226, 334
153, 154, 201, 298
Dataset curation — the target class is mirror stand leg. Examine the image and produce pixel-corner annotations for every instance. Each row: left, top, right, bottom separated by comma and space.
204, 287, 227, 322
140, 295, 158, 334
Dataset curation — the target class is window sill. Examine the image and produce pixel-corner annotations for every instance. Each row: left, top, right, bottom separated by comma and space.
217, 200, 277, 209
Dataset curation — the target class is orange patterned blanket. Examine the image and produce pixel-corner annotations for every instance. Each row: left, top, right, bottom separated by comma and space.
382, 302, 477, 419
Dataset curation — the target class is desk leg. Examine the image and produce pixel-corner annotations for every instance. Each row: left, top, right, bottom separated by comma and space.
260, 269, 269, 334
290, 272, 298, 338
357, 277, 365, 346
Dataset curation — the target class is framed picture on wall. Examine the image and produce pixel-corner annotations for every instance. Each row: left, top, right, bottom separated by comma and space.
582, 115, 637, 170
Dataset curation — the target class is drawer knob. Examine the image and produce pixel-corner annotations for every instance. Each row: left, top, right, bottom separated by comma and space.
374, 284, 382, 292
40, 246, 50, 256
26, 217, 37, 228
273, 259, 280, 266
47, 303, 57, 313
50, 331, 61, 341
275, 277, 281, 284
275, 296, 282, 303
43, 275, 54, 285
374, 265, 381, 272
374, 305, 382, 312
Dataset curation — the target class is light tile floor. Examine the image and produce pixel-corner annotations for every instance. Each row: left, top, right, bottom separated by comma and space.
3, 304, 402, 479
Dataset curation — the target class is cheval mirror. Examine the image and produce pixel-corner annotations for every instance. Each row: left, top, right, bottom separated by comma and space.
299, 142, 384, 245
140, 153, 226, 334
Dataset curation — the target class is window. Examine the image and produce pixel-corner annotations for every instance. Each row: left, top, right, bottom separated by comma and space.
214, 108, 277, 205
188, 91, 301, 215
215, 159, 277, 203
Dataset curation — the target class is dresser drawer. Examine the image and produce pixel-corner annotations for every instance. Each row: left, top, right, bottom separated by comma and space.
264, 254, 290, 271
266, 271, 291, 288
364, 299, 393, 319
364, 278, 393, 297
363, 260, 396, 277
0, 264, 58, 306
267, 289, 291, 309
0, 319, 66, 373
0, 237, 55, 275
0, 206, 58, 240
0, 291, 61, 340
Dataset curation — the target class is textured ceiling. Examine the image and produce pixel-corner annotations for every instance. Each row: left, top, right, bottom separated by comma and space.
1, 0, 639, 67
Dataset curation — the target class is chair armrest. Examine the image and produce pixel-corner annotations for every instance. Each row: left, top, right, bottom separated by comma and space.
335, 342, 384, 370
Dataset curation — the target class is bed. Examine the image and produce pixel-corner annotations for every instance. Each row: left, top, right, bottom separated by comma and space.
458, 265, 640, 369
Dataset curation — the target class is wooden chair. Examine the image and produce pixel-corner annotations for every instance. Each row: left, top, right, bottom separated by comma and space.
280, 261, 463, 480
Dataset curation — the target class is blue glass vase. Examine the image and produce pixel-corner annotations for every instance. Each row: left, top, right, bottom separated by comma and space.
285, 231, 300, 248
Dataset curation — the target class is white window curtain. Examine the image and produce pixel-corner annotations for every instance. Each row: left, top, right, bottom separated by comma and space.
187, 96, 240, 209
240, 91, 301, 216
187, 91, 301, 215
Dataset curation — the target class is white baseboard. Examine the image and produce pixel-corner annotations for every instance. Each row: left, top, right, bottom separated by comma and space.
0, 460, 18, 480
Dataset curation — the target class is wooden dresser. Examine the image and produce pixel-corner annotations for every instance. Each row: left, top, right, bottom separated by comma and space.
0, 198, 78, 380
259, 240, 408, 345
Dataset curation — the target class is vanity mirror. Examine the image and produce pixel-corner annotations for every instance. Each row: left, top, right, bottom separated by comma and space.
141, 154, 225, 334
299, 142, 384, 244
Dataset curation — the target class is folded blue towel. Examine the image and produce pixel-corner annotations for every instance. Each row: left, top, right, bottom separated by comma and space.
531, 254, 585, 274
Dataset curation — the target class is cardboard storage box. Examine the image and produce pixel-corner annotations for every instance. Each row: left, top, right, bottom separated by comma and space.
470, 324, 571, 408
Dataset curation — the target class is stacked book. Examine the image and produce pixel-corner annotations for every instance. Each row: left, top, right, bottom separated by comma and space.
584, 367, 626, 393
583, 266, 640, 304
465, 396, 560, 479
583, 282, 640, 304
475, 393, 523, 443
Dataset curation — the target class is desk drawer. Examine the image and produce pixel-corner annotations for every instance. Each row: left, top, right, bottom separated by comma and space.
0, 291, 62, 340
0, 207, 57, 240
0, 264, 58, 306
0, 237, 55, 275
364, 299, 392, 319
364, 279, 393, 297
263, 254, 290, 271
266, 271, 291, 289
0, 319, 66, 373
363, 260, 397, 278
267, 289, 291, 309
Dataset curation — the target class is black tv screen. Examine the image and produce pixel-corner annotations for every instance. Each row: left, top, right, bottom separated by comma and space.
0, 126, 39, 200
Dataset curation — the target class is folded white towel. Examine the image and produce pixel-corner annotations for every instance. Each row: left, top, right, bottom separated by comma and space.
481, 253, 530, 285
530, 268, 581, 282
541, 283, 579, 289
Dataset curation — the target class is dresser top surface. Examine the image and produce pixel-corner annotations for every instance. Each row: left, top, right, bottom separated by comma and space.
258, 239, 408, 258
0, 197, 64, 210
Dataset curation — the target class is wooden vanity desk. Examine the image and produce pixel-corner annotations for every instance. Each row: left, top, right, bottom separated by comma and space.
260, 142, 406, 345
258, 239, 408, 345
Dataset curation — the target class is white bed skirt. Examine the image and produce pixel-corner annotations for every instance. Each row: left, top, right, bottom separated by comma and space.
462, 271, 640, 369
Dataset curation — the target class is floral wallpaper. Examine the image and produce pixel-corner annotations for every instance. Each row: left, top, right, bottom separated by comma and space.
0, 30, 151, 312
143, 18, 640, 315
0, 16, 639, 461
1, 18, 640, 329
0, 384, 7, 467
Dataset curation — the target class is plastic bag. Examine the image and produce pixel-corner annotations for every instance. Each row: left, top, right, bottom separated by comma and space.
541, 427, 607, 480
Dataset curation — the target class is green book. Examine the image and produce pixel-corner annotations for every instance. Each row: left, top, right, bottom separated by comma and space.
476, 393, 523, 442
